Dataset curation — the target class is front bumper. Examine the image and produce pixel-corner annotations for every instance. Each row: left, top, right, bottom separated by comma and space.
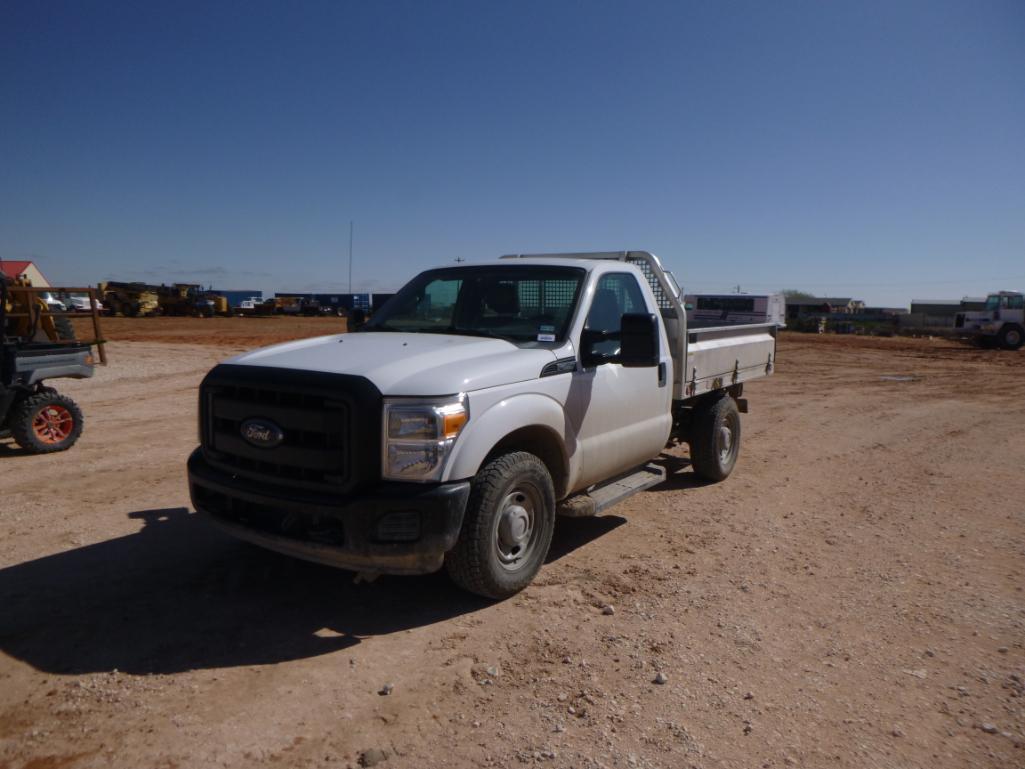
188, 448, 470, 575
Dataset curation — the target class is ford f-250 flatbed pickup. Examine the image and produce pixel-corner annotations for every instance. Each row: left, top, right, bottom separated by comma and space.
188, 251, 776, 598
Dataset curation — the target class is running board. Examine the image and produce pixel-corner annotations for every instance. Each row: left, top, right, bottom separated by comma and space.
557, 463, 666, 517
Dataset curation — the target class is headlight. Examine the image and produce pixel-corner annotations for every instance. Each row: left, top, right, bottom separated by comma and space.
382, 396, 468, 482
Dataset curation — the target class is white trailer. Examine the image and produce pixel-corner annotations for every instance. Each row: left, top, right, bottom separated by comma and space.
684, 292, 785, 328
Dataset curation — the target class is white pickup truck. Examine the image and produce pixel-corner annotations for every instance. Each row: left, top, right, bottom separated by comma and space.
188, 251, 776, 598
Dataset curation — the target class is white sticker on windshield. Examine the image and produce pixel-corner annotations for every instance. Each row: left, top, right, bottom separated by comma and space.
537, 333, 556, 342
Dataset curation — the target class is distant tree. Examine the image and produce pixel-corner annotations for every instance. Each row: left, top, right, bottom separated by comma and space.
782, 289, 817, 301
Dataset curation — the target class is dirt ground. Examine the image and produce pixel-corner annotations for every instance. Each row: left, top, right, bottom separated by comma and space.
70, 314, 352, 347
1, 321, 1023, 769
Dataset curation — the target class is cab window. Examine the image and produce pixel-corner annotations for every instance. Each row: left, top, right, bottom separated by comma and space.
585, 273, 647, 334
584, 273, 647, 356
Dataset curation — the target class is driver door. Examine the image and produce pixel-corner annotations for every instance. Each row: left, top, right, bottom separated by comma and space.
570, 272, 672, 488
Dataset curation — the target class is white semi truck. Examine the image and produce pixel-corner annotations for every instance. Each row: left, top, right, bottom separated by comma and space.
188, 251, 777, 598
954, 291, 1025, 350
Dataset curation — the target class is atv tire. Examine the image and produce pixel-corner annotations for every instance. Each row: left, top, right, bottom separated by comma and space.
9, 390, 84, 453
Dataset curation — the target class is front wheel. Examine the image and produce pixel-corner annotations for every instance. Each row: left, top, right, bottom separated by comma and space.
689, 394, 741, 482
446, 451, 556, 599
9, 390, 84, 453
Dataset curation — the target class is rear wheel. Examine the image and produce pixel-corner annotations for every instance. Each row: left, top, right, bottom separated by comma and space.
689, 394, 741, 482
9, 390, 84, 453
999, 324, 1024, 351
446, 451, 556, 599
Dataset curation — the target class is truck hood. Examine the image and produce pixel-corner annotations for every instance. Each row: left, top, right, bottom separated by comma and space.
225, 332, 558, 396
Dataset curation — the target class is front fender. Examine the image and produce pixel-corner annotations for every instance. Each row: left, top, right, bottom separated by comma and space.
443, 391, 573, 489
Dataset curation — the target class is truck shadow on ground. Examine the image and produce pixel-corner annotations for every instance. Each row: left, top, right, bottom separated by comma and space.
547, 515, 626, 562
0, 506, 623, 676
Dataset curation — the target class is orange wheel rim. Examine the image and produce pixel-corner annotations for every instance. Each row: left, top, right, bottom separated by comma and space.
32, 405, 75, 444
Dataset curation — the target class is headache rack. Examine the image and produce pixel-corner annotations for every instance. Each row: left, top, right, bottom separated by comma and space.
500, 250, 776, 402
501, 250, 685, 318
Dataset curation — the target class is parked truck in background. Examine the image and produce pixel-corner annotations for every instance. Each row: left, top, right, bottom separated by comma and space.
188, 251, 777, 598
955, 291, 1025, 350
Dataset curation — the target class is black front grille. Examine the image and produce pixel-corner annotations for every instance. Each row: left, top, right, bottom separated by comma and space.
199, 364, 382, 494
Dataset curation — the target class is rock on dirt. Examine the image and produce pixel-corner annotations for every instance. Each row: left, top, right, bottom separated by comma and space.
359, 747, 389, 767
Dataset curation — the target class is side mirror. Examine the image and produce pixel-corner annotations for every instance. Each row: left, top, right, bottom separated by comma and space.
580, 313, 660, 368
619, 313, 659, 367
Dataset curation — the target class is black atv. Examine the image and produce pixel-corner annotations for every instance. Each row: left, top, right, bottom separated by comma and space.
1, 276, 98, 453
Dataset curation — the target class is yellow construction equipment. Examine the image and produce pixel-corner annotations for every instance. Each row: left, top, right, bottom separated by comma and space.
100, 281, 160, 317
2, 275, 77, 342
156, 283, 228, 316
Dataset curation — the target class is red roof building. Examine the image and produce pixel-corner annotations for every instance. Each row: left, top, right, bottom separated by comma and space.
0, 260, 50, 286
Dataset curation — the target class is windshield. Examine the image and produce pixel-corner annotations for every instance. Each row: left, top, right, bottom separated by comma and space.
365, 265, 586, 342
985, 295, 1003, 310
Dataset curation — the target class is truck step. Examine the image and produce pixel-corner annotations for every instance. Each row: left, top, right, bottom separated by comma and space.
557, 463, 667, 517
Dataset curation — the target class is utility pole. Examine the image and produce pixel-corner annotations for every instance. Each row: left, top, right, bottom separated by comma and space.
348, 220, 354, 294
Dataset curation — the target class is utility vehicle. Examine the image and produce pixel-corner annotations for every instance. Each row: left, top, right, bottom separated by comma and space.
1, 276, 104, 453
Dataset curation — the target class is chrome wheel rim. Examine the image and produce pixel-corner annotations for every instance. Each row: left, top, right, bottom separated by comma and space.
494, 486, 540, 571
1007, 329, 1022, 346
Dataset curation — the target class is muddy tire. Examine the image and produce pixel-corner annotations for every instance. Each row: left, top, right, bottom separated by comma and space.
445, 451, 556, 600
9, 391, 84, 453
999, 324, 1024, 351
689, 394, 741, 482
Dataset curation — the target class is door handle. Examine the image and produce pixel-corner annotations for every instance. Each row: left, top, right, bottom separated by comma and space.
658, 361, 667, 387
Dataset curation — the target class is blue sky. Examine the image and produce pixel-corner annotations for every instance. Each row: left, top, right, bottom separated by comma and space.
2, 0, 1023, 306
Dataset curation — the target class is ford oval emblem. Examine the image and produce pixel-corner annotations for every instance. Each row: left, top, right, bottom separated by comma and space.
240, 418, 284, 449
